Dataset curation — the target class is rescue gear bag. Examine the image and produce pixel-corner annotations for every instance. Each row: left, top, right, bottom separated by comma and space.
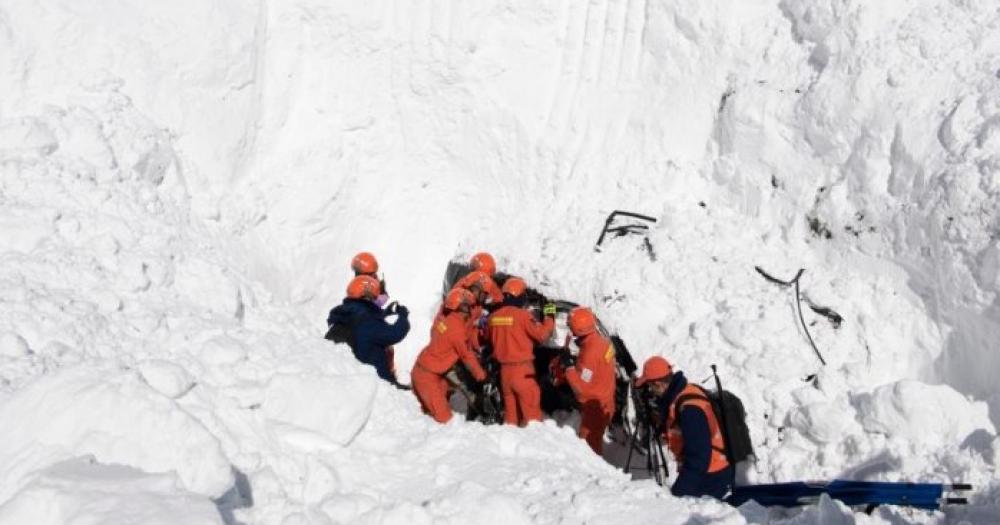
324, 321, 354, 344
676, 376, 754, 466
324, 303, 370, 345
710, 387, 754, 464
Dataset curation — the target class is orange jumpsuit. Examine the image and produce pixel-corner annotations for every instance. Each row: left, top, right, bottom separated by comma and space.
565, 332, 617, 454
435, 304, 487, 353
468, 304, 488, 352
486, 306, 555, 426
456, 272, 504, 305
455, 272, 501, 350
412, 311, 487, 423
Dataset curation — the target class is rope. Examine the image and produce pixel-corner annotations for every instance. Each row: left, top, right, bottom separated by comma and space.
754, 267, 827, 366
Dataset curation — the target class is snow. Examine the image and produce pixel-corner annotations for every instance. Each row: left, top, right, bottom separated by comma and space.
0, 0, 998, 523
0, 365, 233, 503
261, 373, 377, 448
0, 457, 223, 525
856, 380, 995, 446
0, 332, 31, 358
137, 359, 195, 399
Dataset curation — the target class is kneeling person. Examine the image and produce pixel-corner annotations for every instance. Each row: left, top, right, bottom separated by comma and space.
486, 277, 556, 426
326, 275, 410, 386
635, 356, 734, 500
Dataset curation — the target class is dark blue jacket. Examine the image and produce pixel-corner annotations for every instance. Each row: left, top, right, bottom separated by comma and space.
327, 298, 410, 384
657, 372, 733, 500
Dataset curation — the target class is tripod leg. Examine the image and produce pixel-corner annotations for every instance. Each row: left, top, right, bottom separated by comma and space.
643, 429, 655, 482
655, 438, 670, 480
624, 418, 640, 475
647, 426, 663, 486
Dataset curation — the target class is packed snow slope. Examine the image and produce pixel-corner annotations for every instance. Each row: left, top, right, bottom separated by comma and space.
1, 0, 999, 523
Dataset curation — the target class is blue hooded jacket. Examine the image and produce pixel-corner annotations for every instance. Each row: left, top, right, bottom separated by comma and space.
327, 298, 410, 384
657, 371, 734, 499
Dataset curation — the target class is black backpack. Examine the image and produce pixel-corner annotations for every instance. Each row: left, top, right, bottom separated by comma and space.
324, 322, 354, 345
325, 304, 363, 346
677, 383, 755, 465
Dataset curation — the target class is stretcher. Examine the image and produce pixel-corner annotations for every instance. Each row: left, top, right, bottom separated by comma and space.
728, 480, 972, 512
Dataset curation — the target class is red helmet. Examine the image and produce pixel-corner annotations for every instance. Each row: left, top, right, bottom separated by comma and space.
567, 307, 597, 336
351, 252, 379, 275
470, 252, 496, 277
444, 287, 475, 312
501, 277, 527, 297
347, 275, 381, 300
635, 356, 673, 386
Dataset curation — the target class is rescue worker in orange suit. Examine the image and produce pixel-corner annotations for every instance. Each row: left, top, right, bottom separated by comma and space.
457, 252, 503, 306
351, 252, 390, 308
559, 307, 617, 455
485, 277, 557, 426
635, 356, 734, 499
412, 287, 488, 423
454, 270, 497, 352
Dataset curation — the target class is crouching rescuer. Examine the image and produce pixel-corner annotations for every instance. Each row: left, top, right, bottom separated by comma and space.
635, 356, 734, 499
326, 275, 410, 386
412, 287, 488, 423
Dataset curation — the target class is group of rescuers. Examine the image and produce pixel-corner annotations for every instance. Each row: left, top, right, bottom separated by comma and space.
327, 251, 734, 500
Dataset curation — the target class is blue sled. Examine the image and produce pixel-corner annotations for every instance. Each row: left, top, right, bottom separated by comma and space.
728, 480, 971, 511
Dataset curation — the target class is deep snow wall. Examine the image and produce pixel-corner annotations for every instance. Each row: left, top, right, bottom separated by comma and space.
205, 0, 1000, 420
4, 0, 996, 422
772, 0, 1000, 423
5, 1, 996, 407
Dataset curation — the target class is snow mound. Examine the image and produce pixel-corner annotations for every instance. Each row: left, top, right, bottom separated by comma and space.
137, 360, 196, 399
262, 373, 377, 448
0, 365, 233, 505
0, 456, 223, 525
0, 117, 58, 158
0, 332, 31, 358
857, 380, 995, 446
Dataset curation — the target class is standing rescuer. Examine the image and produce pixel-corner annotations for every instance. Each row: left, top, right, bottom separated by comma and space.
412, 287, 488, 423
635, 356, 734, 499
485, 277, 556, 426
561, 306, 617, 455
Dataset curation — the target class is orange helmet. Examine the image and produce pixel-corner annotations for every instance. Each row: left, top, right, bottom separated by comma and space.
635, 356, 673, 386
567, 306, 597, 336
444, 287, 476, 312
346, 275, 381, 300
351, 252, 379, 275
501, 277, 527, 297
470, 252, 496, 277
461, 270, 491, 292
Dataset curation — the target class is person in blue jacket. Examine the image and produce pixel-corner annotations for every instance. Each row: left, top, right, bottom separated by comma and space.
326, 275, 410, 386
635, 356, 734, 500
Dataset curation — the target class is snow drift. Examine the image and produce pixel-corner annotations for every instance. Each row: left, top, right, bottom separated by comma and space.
0, 457, 223, 525
0, 365, 233, 503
